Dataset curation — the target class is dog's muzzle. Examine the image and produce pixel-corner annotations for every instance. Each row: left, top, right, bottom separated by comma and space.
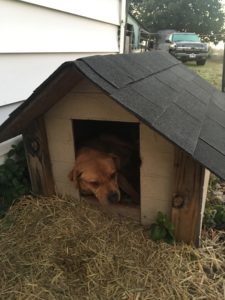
108, 191, 120, 203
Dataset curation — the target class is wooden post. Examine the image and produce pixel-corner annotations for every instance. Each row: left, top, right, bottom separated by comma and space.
171, 149, 205, 246
23, 117, 55, 196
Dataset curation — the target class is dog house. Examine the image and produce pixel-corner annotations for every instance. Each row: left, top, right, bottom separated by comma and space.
1, 51, 225, 246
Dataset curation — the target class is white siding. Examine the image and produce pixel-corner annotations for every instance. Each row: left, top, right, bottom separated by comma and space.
0, 53, 109, 105
19, 0, 121, 25
0, 137, 22, 165
0, 0, 125, 163
0, 102, 23, 164
0, 102, 23, 124
0, 0, 119, 53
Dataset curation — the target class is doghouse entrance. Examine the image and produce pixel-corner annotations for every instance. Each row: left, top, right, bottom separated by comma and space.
73, 120, 140, 211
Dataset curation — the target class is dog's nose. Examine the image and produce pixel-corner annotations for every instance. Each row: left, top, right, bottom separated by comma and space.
108, 191, 119, 203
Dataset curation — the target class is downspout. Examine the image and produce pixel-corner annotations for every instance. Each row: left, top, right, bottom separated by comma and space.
119, 0, 127, 54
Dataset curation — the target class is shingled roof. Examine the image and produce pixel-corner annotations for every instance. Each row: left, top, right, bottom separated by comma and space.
1, 51, 225, 179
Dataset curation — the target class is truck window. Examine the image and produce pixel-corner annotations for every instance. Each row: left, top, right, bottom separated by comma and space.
172, 34, 200, 42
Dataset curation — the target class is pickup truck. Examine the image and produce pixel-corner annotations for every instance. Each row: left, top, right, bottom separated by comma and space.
166, 32, 208, 65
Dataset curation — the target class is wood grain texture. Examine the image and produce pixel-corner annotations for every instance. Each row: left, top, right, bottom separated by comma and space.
171, 148, 205, 246
23, 117, 55, 196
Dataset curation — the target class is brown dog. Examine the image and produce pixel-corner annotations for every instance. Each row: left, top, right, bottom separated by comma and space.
69, 148, 120, 205
69, 135, 140, 205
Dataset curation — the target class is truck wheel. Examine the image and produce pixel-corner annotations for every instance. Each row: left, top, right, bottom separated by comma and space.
196, 60, 206, 66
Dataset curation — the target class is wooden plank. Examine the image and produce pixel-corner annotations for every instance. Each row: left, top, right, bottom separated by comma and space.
23, 117, 55, 196
140, 124, 174, 225
171, 148, 205, 246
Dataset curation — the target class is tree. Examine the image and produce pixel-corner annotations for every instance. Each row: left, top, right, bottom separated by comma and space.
129, 0, 225, 37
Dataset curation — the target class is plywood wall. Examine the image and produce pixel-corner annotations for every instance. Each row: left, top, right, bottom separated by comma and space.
44, 79, 137, 199
140, 125, 175, 224
45, 78, 175, 224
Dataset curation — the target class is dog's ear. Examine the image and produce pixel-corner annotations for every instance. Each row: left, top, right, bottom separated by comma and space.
109, 153, 120, 170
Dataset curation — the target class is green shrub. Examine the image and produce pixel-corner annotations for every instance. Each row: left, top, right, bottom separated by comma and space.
208, 174, 221, 191
203, 174, 225, 230
0, 141, 31, 217
204, 204, 225, 230
149, 211, 175, 244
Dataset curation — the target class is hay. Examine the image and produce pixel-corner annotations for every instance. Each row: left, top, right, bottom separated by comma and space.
0, 196, 224, 300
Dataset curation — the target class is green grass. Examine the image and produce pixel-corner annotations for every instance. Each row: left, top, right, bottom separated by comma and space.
186, 59, 223, 90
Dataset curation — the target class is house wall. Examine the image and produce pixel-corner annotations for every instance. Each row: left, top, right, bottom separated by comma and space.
0, 0, 121, 105
19, 0, 121, 25
44, 78, 175, 224
0, 0, 125, 162
0, 53, 108, 106
0, 102, 23, 164
1, 1, 119, 54
0, 102, 23, 125
0, 137, 22, 165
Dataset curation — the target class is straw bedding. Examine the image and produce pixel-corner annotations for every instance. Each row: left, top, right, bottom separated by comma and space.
0, 196, 224, 300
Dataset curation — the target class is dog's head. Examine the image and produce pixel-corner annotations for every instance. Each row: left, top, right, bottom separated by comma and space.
69, 149, 120, 205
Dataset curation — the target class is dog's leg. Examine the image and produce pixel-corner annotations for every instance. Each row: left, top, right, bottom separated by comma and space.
118, 173, 139, 203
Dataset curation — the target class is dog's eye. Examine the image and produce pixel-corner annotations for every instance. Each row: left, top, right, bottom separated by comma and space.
89, 181, 100, 188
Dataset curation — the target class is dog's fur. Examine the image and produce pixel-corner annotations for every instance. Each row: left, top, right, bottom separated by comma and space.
69, 135, 140, 205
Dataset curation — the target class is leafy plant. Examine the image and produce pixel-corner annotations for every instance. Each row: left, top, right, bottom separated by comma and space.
203, 173, 225, 230
149, 211, 175, 244
203, 206, 217, 229
207, 174, 221, 195
0, 141, 31, 217
214, 205, 225, 229
203, 204, 225, 230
